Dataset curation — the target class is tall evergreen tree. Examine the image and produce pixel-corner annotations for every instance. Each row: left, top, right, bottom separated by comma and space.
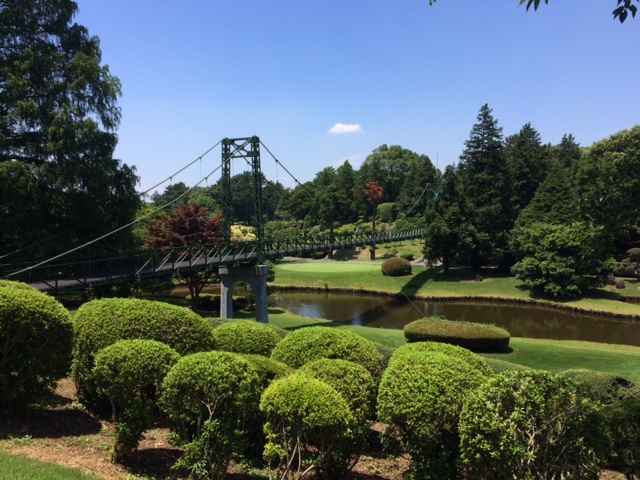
458, 104, 510, 269
0, 0, 140, 263
335, 160, 359, 223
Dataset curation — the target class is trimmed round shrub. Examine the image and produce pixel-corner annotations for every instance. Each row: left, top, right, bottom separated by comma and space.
72, 298, 216, 410
484, 357, 533, 374
212, 320, 281, 357
93, 339, 180, 460
601, 398, 640, 478
381, 256, 412, 277
377, 202, 396, 223
404, 316, 510, 352
160, 351, 261, 480
0, 285, 73, 411
0, 280, 37, 291
459, 370, 603, 480
260, 374, 354, 479
239, 354, 294, 388
270, 326, 382, 378
559, 369, 640, 405
389, 341, 494, 378
373, 342, 396, 372
377, 351, 487, 479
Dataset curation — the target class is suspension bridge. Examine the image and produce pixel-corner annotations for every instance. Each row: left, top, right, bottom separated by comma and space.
1, 136, 426, 321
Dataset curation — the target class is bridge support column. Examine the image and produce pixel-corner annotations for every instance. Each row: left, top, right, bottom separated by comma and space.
219, 265, 269, 324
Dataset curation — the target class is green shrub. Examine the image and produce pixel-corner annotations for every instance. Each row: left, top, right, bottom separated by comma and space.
377, 351, 487, 479
601, 398, 640, 478
377, 203, 397, 223
381, 256, 412, 277
72, 298, 215, 411
260, 374, 354, 480
373, 342, 395, 372
401, 252, 415, 261
205, 317, 232, 329
404, 317, 510, 352
559, 369, 640, 405
0, 285, 73, 412
212, 321, 281, 357
93, 339, 180, 460
389, 341, 494, 378
239, 354, 293, 388
484, 357, 533, 374
615, 262, 636, 278
459, 370, 603, 480
0, 280, 37, 291
270, 326, 382, 378
160, 351, 261, 480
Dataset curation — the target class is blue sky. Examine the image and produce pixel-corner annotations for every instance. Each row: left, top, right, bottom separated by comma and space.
75, 1, 639, 193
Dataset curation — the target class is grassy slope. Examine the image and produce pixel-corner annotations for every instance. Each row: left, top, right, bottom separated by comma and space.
0, 452, 101, 480
272, 262, 640, 318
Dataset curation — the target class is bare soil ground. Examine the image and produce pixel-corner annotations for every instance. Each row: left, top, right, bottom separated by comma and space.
0, 379, 624, 480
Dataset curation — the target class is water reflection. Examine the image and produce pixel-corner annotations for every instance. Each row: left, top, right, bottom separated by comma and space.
277, 291, 640, 347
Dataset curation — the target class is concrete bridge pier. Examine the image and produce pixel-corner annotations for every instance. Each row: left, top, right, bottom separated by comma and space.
219, 265, 269, 323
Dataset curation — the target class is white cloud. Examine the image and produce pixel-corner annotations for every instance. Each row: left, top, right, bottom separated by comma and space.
328, 123, 363, 134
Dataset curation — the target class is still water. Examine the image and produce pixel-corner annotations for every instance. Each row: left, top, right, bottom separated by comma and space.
276, 291, 640, 347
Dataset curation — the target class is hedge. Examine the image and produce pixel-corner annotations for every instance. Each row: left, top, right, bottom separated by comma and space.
381, 257, 412, 277
160, 351, 261, 479
404, 316, 510, 352
601, 398, 640, 478
377, 350, 486, 479
0, 284, 73, 411
93, 339, 180, 460
484, 357, 533, 374
72, 298, 215, 410
212, 321, 282, 357
270, 326, 382, 378
260, 374, 354, 479
459, 371, 603, 480
389, 341, 493, 378
559, 369, 640, 405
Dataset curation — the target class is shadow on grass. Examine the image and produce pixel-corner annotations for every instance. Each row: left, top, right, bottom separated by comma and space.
0, 407, 103, 440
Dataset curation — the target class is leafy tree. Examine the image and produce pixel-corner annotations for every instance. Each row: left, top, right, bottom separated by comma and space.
423, 165, 474, 274
511, 222, 615, 298
399, 152, 440, 215
428, 0, 638, 23
458, 104, 511, 269
0, 0, 140, 263
555, 133, 582, 168
144, 203, 222, 308
150, 182, 190, 210
626, 248, 640, 281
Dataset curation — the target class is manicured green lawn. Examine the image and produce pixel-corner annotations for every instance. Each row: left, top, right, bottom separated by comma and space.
0, 452, 101, 480
237, 308, 640, 385
272, 262, 640, 318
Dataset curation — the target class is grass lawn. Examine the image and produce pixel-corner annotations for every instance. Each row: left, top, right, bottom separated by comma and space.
272, 262, 640, 318
0, 452, 101, 480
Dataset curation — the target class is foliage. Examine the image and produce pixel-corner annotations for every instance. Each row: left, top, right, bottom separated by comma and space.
520, 0, 638, 22
160, 351, 261, 480
0, 279, 36, 291
0, 0, 141, 263
389, 341, 494, 377
239, 354, 293, 387
150, 182, 191, 210
601, 398, 640, 479
93, 339, 180, 460
212, 320, 282, 357
626, 247, 640, 280
376, 203, 396, 223
559, 369, 640, 406
457, 104, 511, 269
230, 224, 257, 242
381, 256, 412, 277
0, 284, 73, 412
511, 221, 615, 298
72, 298, 215, 411
270, 326, 383, 378
459, 370, 604, 480
484, 357, 533, 374
377, 350, 487, 479
403, 317, 510, 352
260, 374, 354, 480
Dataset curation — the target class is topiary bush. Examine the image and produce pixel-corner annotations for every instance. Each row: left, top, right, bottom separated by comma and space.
212, 320, 282, 357
484, 357, 533, 374
377, 350, 487, 479
389, 341, 494, 378
160, 351, 261, 480
559, 369, 640, 405
404, 316, 510, 352
459, 370, 604, 480
381, 256, 412, 277
601, 398, 640, 479
0, 279, 37, 291
260, 374, 354, 480
270, 326, 382, 378
377, 202, 397, 223
93, 339, 180, 461
401, 252, 415, 261
72, 298, 216, 411
239, 354, 294, 388
373, 342, 396, 372
0, 284, 74, 412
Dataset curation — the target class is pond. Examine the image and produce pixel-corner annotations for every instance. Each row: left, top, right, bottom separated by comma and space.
276, 291, 640, 347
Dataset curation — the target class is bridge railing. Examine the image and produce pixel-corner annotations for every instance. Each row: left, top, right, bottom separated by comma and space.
0, 228, 424, 291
